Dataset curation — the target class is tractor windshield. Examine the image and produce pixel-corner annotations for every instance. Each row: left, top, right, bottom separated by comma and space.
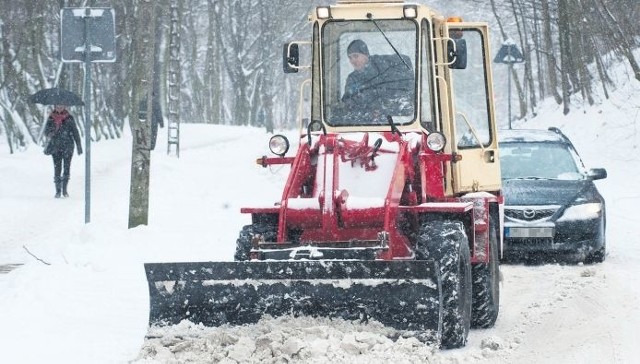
322, 19, 418, 127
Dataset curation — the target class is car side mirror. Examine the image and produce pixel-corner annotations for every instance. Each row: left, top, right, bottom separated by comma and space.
587, 168, 607, 180
283, 43, 299, 74
448, 38, 467, 70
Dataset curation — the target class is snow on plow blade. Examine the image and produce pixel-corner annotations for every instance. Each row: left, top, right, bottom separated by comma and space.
145, 260, 442, 340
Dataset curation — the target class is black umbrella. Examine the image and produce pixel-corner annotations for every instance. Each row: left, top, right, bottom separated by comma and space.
29, 87, 84, 106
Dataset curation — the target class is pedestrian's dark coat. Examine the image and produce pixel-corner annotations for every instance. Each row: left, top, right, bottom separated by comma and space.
44, 109, 82, 155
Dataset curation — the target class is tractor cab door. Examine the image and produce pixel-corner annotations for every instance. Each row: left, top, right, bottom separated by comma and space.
447, 24, 501, 193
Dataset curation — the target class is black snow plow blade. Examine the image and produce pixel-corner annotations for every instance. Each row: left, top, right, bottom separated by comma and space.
145, 260, 442, 341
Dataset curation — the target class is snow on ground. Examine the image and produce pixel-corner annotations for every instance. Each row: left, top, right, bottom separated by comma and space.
1, 68, 640, 363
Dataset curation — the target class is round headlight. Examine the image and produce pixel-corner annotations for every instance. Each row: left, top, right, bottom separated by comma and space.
269, 135, 290, 156
426, 132, 446, 152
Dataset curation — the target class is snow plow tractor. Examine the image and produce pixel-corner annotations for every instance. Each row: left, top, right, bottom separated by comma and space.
145, 0, 503, 349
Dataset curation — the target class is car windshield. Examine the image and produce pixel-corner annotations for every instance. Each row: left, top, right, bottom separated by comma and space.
321, 19, 418, 126
500, 142, 584, 180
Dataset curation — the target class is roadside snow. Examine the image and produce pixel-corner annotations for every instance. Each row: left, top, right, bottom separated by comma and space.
1, 56, 640, 363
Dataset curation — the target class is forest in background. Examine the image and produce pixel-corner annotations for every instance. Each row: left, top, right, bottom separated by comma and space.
1, 0, 639, 153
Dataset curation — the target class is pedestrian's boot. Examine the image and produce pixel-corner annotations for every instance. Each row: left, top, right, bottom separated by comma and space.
62, 176, 70, 198
54, 176, 62, 198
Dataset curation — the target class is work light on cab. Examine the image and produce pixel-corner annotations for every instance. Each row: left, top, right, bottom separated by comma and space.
316, 7, 331, 19
403, 5, 417, 18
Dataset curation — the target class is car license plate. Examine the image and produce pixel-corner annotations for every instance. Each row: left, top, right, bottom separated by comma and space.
505, 227, 554, 238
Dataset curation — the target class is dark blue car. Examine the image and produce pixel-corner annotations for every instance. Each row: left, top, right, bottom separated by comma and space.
498, 127, 607, 263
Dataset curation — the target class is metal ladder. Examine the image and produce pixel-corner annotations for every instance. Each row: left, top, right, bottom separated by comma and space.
167, 0, 181, 157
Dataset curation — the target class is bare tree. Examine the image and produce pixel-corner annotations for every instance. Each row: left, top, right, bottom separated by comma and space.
540, 0, 563, 105
203, 0, 222, 124
596, 0, 640, 81
128, 0, 156, 228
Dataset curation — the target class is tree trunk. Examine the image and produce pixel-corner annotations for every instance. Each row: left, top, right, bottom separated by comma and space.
574, 0, 594, 105
508, 0, 528, 119
128, 0, 156, 228
516, 0, 537, 116
597, 0, 640, 81
532, 1, 546, 101
204, 0, 222, 124
489, 0, 508, 40
557, 0, 572, 114
541, 0, 563, 105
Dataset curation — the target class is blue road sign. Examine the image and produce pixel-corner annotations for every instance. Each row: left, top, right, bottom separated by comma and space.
494, 42, 524, 64
61, 8, 116, 63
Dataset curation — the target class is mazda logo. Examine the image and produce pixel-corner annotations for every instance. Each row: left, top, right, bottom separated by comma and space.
523, 209, 536, 219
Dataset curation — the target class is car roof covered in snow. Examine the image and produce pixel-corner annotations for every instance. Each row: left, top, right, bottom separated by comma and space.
498, 128, 568, 144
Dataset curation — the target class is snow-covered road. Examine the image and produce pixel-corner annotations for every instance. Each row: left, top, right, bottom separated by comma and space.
1, 91, 639, 363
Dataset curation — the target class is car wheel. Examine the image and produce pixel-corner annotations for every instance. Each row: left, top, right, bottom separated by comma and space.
584, 219, 606, 264
585, 245, 606, 263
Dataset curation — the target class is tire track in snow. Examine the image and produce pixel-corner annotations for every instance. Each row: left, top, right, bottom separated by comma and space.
487, 264, 614, 363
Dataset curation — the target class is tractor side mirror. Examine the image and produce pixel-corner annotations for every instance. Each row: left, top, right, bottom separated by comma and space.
448, 38, 467, 69
283, 43, 299, 74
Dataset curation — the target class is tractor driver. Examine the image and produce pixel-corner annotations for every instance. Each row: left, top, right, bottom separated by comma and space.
339, 39, 414, 124
342, 39, 375, 103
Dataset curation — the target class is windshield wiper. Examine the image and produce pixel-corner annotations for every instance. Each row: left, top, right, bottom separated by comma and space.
367, 13, 411, 70
387, 115, 402, 136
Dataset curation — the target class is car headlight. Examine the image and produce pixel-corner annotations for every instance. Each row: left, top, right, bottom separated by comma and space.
269, 135, 290, 157
557, 203, 602, 222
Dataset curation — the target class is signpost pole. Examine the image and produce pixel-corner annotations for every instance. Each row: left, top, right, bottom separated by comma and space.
61, 7, 115, 224
493, 41, 524, 130
83, 9, 92, 223
507, 47, 512, 130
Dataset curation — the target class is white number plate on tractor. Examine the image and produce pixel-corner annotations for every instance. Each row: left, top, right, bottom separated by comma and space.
505, 227, 554, 238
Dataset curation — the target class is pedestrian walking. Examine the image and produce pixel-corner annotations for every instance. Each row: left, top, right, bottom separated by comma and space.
43, 105, 83, 198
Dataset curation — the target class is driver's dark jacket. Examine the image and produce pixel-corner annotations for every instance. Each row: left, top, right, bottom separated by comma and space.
342, 54, 414, 112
